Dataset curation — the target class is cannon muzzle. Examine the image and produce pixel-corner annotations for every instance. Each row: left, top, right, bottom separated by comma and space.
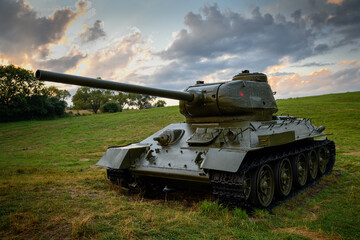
35, 70, 194, 102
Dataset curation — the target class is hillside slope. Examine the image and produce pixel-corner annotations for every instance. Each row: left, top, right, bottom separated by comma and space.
0, 92, 359, 239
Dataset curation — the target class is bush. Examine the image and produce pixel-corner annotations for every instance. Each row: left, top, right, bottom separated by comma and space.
0, 95, 66, 122
101, 102, 120, 113
0, 65, 67, 122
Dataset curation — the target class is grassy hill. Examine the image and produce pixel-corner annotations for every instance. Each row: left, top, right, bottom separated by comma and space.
0, 91, 359, 239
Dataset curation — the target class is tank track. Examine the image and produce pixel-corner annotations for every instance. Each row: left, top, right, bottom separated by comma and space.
209, 139, 335, 209
107, 168, 132, 188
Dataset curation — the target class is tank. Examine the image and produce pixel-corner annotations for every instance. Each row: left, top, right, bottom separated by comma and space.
36, 69, 335, 208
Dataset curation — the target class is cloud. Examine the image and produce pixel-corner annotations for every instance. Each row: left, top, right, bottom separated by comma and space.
307, 0, 360, 47
293, 62, 335, 67
149, 4, 320, 91
268, 66, 360, 99
160, 4, 314, 63
80, 31, 152, 80
314, 43, 330, 53
327, 0, 360, 46
0, 0, 87, 65
36, 46, 87, 73
78, 20, 106, 43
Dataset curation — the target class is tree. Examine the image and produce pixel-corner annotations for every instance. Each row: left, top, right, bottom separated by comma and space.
0, 65, 66, 122
0, 64, 43, 106
128, 93, 155, 109
72, 87, 109, 114
44, 86, 71, 101
72, 87, 91, 110
154, 100, 167, 107
112, 92, 129, 110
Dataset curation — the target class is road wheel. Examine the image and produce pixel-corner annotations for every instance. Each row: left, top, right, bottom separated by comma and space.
274, 158, 293, 197
308, 150, 318, 181
318, 147, 330, 175
292, 153, 308, 187
251, 164, 274, 208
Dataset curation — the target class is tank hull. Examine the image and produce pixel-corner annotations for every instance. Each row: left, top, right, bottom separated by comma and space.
98, 116, 335, 208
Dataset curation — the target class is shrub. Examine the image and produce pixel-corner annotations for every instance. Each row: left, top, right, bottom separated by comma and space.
101, 102, 120, 113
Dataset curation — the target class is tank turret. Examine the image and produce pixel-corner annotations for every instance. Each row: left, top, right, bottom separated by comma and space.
36, 70, 277, 122
35, 69, 335, 209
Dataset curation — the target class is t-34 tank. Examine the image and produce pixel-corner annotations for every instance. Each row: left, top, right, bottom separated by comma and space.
36, 69, 335, 208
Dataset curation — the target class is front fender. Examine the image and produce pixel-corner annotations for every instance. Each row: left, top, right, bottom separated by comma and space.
96, 143, 150, 169
201, 148, 247, 173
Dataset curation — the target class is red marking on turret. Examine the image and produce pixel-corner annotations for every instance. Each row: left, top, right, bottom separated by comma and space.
240, 92, 244, 97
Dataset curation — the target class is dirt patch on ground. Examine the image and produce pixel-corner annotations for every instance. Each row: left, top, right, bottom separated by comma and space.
344, 151, 360, 156
71, 139, 87, 144
90, 165, 102, 169
20, 146, 40, 152
79, 158, 90, 161
31, 122, 70, 130
0, 129, 23, 136
86, 152, 104, 156
274, 227, 341, 240
108, 181, 214, 209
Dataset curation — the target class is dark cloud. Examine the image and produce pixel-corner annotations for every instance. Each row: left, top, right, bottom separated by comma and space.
79, 20, 106, 43
0, 0, 87, 64
36, 47, 87, 72
293, 62, 335, 67
269, 72, 296, 76
160, 4, 314, 64
309, 0, 360, 47
314, 43, 329, 53
152, 4, 318, 89
291, 9, 302, 22
308, 10, 329, 30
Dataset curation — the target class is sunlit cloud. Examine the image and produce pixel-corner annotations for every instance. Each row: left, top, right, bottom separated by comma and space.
269, 67, 360, 99
0, 0, 88, 66
265, 57, 290, 74
73, 31, 152, 84
327, 0, 344, 5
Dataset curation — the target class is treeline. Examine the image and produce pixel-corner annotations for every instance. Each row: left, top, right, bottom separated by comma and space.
72, 87, 166, 114
0, 65, 167, 122
0, 65, 69, 122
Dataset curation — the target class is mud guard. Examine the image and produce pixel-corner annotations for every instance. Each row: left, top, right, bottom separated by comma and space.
96, 143, 150, 169
201, 148, 247, 173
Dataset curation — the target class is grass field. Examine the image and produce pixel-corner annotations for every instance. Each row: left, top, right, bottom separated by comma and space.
1, 91, 359, 239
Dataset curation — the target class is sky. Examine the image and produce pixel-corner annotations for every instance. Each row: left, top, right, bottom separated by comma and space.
0, 0, 359, 105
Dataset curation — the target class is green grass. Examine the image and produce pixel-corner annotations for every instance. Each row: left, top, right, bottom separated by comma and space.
1, 91, 359, 239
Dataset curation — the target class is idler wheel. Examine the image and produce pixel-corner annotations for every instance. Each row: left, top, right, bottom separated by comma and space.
274, 158, 293, 197
292, 153, 308, 187
318, 147, 330, 175
308, 150, 319, 181
250, 164, 274, 208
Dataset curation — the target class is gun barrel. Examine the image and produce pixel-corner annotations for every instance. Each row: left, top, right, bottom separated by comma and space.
35, 70, 194, 102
